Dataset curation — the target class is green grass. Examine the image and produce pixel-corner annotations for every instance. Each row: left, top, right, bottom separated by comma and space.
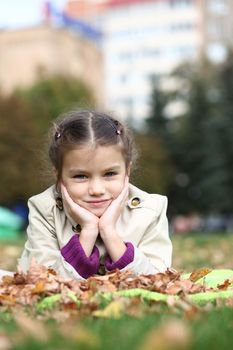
172, 232, 233, 271
1, 308, 233, 350
1, 232, 233, 349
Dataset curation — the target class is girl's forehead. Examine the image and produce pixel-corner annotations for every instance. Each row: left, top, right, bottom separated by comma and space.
63, 144, 125, 167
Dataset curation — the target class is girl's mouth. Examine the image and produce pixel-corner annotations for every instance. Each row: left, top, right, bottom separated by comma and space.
86, 199, 111, 207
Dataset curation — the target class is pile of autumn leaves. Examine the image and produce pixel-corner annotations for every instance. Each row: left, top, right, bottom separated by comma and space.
0, 260, 231, 318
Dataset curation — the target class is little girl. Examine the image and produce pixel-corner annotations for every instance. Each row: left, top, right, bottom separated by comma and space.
18, 110, 172, 280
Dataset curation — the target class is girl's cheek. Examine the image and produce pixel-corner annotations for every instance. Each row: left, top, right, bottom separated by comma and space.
71, 184, 86, 199
112, 182, 124, 198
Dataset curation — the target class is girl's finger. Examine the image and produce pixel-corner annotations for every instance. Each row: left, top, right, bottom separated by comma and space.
60, 183, 69, 202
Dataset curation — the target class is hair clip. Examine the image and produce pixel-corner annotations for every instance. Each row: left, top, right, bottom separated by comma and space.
55, 131, 61, 140
114, 120, 122, 135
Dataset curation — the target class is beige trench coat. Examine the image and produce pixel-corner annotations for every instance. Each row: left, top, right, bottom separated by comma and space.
18, 183, 172, 280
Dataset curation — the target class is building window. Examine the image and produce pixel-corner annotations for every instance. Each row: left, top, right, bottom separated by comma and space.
169, 0, 194, 7
208, 0, 228, 14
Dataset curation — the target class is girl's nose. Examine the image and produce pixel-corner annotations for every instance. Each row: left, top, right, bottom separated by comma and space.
88, 178, 105, 196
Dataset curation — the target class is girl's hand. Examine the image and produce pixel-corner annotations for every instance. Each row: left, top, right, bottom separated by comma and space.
99, 176, 129, 238
61, 183, 99, 257
61, 183, 99, 234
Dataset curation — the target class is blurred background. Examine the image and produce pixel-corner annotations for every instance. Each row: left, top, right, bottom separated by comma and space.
1, 0, 233, 240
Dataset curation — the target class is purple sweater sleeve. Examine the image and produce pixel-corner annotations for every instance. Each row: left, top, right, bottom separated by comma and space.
61, 234, 100, 279
105, 242, 134, 271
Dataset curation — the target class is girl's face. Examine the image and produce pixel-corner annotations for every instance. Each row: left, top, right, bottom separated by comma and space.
61, 144, 130, 217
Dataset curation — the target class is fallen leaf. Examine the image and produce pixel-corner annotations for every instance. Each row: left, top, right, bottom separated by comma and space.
32, 281, 45, 294
217, 279, 231, 291
189, 267, 212, 282
0, 294, 16, 304
93, 300, 124, 319
1, 276, 14, 285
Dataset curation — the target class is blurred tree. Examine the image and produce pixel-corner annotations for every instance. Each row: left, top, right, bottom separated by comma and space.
215, 51, 233, 212
177, 58, 233, 214
0, 76, 94, 205
0, 95, 41, 205
16, 75, 95, 133
133, 133, 175, 196
146, 86, 169, 141
173, 69, 213, 214
147, 55, 233, 215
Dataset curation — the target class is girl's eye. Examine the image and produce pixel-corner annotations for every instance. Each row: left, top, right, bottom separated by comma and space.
73, 174, 87, 179
105, 171, 117, 177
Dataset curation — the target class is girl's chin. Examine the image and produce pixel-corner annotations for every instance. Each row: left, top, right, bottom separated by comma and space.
89, 207, 107, 217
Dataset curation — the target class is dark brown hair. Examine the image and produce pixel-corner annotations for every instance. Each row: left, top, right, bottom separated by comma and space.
48, 110, 137, 180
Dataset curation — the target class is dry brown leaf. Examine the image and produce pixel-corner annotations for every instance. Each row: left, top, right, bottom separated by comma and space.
165, 283, 183, 295
1, 275, 14, 285
217, 279, 231, 290
12, 273, 27, 285
0, 260, 213, 317
189, 267, 212, 282
0, 294, 16, 304
47, 268, 57, 275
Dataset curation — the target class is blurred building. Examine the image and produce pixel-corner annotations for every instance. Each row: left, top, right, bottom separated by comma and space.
2, 1, 232, 124
65, 0, 201, 126
200, 0, 233, 63
0, 26, 103, 105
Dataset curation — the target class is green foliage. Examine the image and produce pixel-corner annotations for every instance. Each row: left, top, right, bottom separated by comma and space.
16, 75, 95, 133
0, 95, 41, 204
146, 87, 169, 140
147, 52, 233, 215
133, 133, 175, 195
0, 76, 94, 204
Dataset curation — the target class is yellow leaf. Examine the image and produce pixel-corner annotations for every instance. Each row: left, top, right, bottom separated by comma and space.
93, 300, 124, 319
189, 267, 212, 282
0, 294, 16, 303
32, 281, 45, 294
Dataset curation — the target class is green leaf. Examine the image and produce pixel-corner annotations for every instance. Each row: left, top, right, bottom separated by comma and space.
36, 294, 62, 313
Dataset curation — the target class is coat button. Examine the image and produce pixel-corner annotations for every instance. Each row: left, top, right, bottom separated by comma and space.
72, 224, 82, 233
56, 197, 63, 210
131, 197, 141, 207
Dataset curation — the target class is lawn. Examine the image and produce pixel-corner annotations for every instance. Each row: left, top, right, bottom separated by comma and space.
0, 232, 233, 350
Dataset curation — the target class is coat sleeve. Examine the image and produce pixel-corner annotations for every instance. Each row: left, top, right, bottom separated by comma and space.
120, 196, 172, 275
18, 196, 85, 280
